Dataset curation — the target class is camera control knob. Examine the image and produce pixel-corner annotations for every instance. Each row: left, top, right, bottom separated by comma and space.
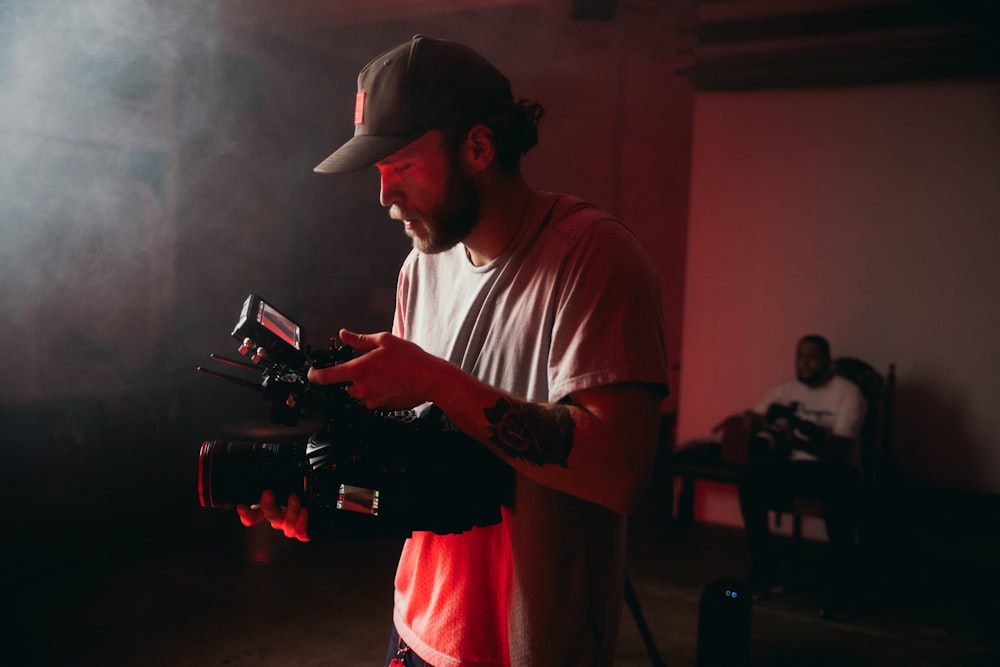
252, 346, 266, 364
238, 337, 253, 356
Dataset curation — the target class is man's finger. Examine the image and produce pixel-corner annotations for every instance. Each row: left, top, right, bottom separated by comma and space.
295, 507, 311, 542
308, 364, 347, 385
236, 504, 260, 526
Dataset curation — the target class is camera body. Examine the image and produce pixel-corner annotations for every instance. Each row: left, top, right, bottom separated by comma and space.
197, 294, 511, 539
754, 400, 825, 458
763, 401, 798, 426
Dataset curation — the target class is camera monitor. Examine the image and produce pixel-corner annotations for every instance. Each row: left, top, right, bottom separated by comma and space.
232, 293, 307, 367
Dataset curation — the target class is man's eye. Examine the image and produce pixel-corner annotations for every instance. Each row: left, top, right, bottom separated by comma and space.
377, 162, 410, 176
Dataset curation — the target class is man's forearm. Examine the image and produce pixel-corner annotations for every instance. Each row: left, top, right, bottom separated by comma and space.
791, 431, 853, 462
483, 397, 575, 467
425, 358, 662, 514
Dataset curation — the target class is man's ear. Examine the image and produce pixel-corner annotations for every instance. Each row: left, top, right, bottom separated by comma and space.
462, 123, 496, 171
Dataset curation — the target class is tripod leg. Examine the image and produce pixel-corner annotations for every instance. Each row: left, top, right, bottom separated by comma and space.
624, 572, 668, 667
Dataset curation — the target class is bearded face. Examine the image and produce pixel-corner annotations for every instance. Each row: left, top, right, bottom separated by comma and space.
407, 153, 481, 254
795, 340, 832, 387
384, 134, 481, 255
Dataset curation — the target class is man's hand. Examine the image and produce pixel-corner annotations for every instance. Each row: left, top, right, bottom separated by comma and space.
236, 490, 310, 542
308, 329, 447, 410
793, 420, 826, 446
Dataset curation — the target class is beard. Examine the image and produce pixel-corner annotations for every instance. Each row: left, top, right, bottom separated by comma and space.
402, 153, 481, 255
797, 367, 830, 387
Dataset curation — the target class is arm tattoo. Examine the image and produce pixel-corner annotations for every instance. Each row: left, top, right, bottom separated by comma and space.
483, 397, 575, 467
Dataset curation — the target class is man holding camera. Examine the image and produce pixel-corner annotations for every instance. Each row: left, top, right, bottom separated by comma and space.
236, 35, 668, 666
716, 334, 866, 620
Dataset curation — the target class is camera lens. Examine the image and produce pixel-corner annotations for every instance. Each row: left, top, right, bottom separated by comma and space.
197, 440, 307, 508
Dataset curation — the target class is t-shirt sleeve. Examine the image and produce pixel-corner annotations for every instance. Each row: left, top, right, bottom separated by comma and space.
547, 216, 669, 401
832, 381, 867, 440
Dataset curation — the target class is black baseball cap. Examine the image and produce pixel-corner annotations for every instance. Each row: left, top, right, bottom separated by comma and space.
314, 35, 514, 174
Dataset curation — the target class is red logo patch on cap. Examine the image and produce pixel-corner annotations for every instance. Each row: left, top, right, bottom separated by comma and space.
354, 91, 365, 126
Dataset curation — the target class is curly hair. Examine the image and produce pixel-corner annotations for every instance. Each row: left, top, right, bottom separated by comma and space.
443, 99, 545, 172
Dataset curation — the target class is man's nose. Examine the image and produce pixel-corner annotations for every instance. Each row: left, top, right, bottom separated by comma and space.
379, 171, 399, 208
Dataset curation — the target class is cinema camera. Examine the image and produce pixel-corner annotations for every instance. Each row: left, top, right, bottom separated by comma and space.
196, 294, 510, 539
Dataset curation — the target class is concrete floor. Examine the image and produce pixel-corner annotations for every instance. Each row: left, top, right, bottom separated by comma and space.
6, 502, 1000, 667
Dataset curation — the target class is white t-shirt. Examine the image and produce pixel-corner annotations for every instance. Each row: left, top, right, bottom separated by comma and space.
752, 375, 866, 466
391, 191, 669, 666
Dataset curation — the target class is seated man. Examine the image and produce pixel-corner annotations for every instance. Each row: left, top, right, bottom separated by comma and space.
714, 334, 866, 621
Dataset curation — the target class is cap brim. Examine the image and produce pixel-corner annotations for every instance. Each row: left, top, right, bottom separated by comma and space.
313, 133, 422, 174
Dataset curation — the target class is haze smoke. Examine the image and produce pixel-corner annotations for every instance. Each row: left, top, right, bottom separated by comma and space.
0, 1, 407, 408
2, 1, 205, 401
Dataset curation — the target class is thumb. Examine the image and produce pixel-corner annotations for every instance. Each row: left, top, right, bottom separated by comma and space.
338, 328, 377, 352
